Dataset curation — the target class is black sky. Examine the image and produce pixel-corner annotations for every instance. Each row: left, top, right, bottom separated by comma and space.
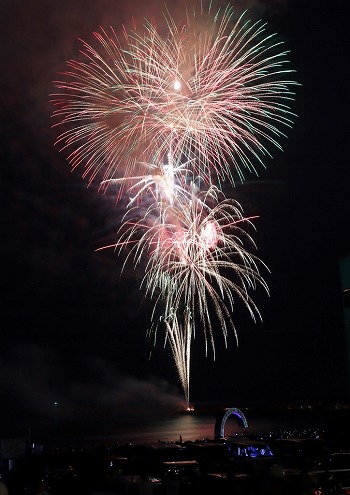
1, 0, 350, 438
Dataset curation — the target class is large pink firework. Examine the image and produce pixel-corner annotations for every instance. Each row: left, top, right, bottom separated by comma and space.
52, 3, 296, 404
51, 3, 297, 190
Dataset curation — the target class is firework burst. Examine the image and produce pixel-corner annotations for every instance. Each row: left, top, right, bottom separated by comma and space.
51, 3, 297, 190
52, 3, 297, 403
104, 184, 268, 404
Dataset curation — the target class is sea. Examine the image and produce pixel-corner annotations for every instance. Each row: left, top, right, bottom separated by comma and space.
25, 402, 349, 448
74, 404, 327, 447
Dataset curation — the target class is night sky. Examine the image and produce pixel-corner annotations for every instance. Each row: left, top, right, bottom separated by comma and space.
1, 0, 349, 438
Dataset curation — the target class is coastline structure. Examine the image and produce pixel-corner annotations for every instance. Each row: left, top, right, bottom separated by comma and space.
214, 407, 249, 440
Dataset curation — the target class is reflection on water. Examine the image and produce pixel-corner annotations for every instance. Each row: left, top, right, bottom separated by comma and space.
83, 408, 323, 445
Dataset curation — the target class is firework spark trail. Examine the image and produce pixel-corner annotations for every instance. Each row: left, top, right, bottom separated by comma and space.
160, 310, 192, 405
52, 3, 297, 403
100, 155, 199, 207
